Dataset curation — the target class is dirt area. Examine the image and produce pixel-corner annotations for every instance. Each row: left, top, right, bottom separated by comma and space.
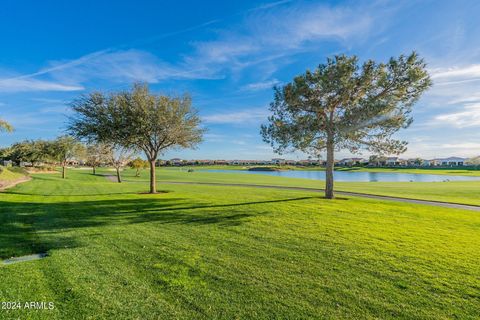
26, 170, 58, 174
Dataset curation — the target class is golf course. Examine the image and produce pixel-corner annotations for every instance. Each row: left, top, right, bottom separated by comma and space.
0, 168, 478, 319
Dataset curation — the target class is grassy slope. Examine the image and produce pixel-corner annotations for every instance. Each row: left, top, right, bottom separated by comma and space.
0, 169, 479, 319
0, 166, 27, 182
128, 168, 480, 206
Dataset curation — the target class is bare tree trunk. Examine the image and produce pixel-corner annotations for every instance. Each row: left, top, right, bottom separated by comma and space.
149, 159, 156, 193
92, 166, 96, 175
116, 167, 122, 183
62, 163, 66, 179
325, 136, 335, 199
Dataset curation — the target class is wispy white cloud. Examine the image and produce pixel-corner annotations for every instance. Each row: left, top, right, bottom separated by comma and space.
203, 133, 226, 142
0, 1, 380, 92
403, 138, 480, 159
425, 63, 480, 129
202, 108, 268, 124
30, 98, 66, 104
241, 79, 280, 91
433, 103, 480, 128
184, 2, 375, 78
47, 49, 189, 84
431, 64, 480, 84
0, 77, 83, 92
0, 49, 214, 93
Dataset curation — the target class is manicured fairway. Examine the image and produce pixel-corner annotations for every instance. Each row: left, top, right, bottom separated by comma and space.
176, 165, 480, 176
0, 169, 479, 319
135, 168, 480, 206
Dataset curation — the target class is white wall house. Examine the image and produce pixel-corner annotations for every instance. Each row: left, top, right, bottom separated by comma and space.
440, 157, 466, 166
170, 158, 183, 165
338, 158, 366, 166
385, 157, 407, 166
423, 157, 466, 166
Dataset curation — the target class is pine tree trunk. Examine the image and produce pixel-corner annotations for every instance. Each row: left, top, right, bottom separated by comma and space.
325, 136, 335, 199
116, 167, 121, 183
149, 160, 156, 193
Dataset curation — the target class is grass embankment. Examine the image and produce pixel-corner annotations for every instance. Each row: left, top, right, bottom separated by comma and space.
0, 166, 28, 182
0, 169, 478, 319
129, 168, 480, 206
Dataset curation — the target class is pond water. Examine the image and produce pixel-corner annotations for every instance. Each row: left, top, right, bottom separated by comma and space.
200, 169, 480, 182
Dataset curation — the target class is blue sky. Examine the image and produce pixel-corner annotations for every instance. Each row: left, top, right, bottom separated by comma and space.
1, 0, 480, 160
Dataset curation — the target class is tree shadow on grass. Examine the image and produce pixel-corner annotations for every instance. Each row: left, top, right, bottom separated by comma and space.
0, 196, 320, 259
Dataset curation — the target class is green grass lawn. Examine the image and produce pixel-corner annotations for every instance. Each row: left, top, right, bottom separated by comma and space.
0, 169, 479, 319
127, 168, 480, 206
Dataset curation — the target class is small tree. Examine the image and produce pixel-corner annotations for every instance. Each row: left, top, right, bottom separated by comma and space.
68, 83, 205, 193
130, 157, 148, 177
261, 53, 431, 199
86, 143, 111, 175
108, 144, 132, 183
48, 136, 84, 179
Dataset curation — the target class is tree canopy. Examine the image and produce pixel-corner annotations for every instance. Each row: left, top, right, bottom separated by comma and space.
130, 157, 149, 177
68, 83, 205, 193
261, 53, 431, 198
85, 143, 112, 175
48, 136, 85, 178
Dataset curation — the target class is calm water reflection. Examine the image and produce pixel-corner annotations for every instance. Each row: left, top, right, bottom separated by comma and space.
201, 169, 480, 182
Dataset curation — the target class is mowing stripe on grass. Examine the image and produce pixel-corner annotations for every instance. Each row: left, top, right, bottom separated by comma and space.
156, 181, 480, 211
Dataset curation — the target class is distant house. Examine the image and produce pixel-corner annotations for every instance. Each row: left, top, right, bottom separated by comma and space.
440, 157, 466, 166
170, 158, 183, 166
385, 157, 407, 166
271, 158, 286, 165
2, 160, 12, 167
338, 157, 366, 166
423, 157, 466, 166
228, 160, 248, 165
407, 158, 423, 166
423, 159, 440, 166
297, 159, 323, 166
195, 160, 214, 165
